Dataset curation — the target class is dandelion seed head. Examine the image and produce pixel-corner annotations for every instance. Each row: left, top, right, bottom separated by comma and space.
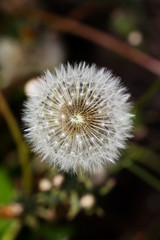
23, 62, 133, 173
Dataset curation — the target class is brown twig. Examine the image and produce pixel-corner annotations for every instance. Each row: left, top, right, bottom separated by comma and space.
25, 10, 160, 76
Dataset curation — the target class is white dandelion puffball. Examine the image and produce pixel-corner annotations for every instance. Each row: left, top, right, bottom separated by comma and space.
23, 63, 133, 174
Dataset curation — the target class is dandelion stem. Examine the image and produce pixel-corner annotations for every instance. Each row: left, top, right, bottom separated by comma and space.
0, 92, 32, 194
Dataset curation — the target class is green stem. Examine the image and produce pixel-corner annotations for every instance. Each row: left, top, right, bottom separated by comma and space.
0, 92, 32, 194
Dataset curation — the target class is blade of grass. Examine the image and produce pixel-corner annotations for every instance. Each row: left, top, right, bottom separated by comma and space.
132, 77, 160, 125
109, 143, 160, 188
134, 77, 160, 112
124, 162, 160, 192
125, 144, 160, 174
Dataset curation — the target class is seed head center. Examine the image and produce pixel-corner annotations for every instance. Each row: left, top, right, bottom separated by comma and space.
76, 113, 84, 123
71, 113, 84, 124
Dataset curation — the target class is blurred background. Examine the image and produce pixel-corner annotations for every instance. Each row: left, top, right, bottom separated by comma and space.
0, 0, 160, 239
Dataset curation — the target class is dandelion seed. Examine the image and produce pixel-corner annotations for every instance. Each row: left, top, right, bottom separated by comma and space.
23, 62, 133, 173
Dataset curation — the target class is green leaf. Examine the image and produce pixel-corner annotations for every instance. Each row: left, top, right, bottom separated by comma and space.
0, 167, 14, 205
0, 219, 21, 240
36, 224, 74, 240
0, 219, 13, 239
